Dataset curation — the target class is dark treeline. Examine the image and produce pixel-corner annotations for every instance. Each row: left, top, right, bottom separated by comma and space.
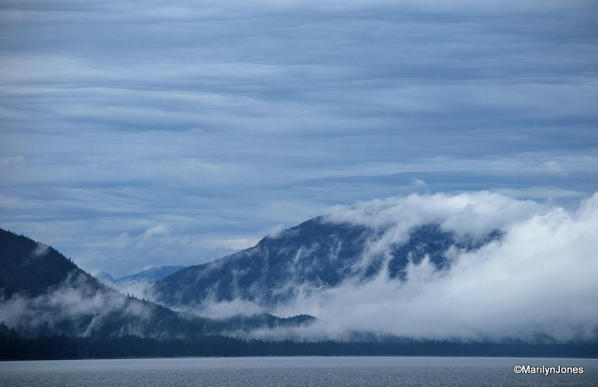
1, 329, 597, 360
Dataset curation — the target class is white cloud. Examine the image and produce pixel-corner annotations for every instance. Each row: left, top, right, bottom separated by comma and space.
1, 0, 596, 279
263, 192, 598, 342
142, 224, 168, 239
203, 237, 260, 251
0, 272, 151, 337
173, 191, 598, 343
325, 191, 543, 237
181, 298, 267, 319
31, 242, 49, 258
0, 155, 25, 167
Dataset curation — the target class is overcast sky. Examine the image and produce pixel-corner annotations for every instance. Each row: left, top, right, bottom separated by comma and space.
1, 0, 597, 276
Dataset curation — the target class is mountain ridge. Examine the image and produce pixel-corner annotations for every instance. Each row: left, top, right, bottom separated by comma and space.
151, 216, 502, 312
0, 229, 314, 339
97, 265, 186, 287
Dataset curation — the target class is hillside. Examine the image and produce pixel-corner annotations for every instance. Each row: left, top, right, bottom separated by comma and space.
0, 229, 313, 339
152, 217, 501, 310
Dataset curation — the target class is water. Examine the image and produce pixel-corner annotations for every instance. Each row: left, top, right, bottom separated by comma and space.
1, 357, 597, 386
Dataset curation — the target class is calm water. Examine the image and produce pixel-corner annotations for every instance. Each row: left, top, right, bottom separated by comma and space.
1, 356, 597, 386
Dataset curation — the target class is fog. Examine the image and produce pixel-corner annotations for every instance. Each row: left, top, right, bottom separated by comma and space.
198, 191, 598, 342
3, 191, 597, 343
0, 272, 150, 337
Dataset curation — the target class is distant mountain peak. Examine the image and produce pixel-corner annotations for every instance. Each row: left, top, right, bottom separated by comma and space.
97, 265, 186, 287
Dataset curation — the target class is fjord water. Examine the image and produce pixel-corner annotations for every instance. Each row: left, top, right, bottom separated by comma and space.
1, 357, 597, 386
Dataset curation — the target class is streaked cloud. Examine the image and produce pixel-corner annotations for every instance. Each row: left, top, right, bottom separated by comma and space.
0, 0, 597, 275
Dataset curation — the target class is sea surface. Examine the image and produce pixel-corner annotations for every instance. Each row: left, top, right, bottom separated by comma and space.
1, 356, 597, 386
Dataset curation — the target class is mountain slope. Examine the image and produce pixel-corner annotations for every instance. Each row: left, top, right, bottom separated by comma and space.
0, 230, 98, 299
117, 266, 186, 284
0, 229, 312, 338
152, 217, 501, 310
97, 266, 186, 288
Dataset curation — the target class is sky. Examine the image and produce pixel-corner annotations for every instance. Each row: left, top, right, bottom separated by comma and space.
1, 0, 597, 276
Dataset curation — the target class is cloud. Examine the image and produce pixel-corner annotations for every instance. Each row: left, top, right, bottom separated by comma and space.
142, 224, 168, 239
31, 242, 49, 258
1, 0, 597, 276
203, 237, 260, 251
264, 192, 598, 342
0, 272, 151, 337
79, 224, 247, 277
178, 191, 597, 343
325, 191, 543, 237
180, 298, 267, 320
2, 190, 597, 343
0, 155, 24, 167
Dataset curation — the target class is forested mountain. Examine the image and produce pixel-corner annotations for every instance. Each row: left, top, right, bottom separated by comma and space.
1, 224, 596, 360
152, 217, 501, 309
117, 265, 186, 283
0, 229, 313, 339
0, 229, 98, 299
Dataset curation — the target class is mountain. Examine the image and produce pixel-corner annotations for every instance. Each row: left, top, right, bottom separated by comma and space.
152, 217, 502, 310
0, 229, 313, 339
117, 266, 186, 284
95, 271, 116, 284
0, 230, 104, 300
98, 266, 186, 287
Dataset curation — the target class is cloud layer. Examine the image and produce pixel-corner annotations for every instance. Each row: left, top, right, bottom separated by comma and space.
0, 272, 151, 337
197, 192, 598, 342
1, 0, 597, 275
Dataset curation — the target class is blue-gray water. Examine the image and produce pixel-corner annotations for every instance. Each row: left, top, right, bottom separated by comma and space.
1, 357, 597, 386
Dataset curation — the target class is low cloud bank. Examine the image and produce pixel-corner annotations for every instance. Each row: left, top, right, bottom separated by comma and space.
3, 191, 597, 343
0, 273, 150, 337
205, 191, 598, 342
